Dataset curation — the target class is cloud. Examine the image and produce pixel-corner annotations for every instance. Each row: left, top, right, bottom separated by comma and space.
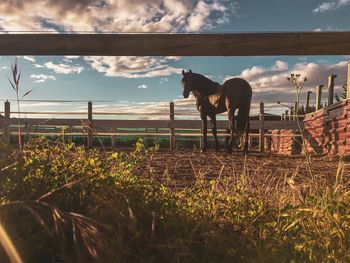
63, 56, 80, 63
83, 56, 181, 78
224, 60, 348, 112
30, 73, 56, 83
138, 84, 148, 89
0, 0, 238, 33
44, 61, 84, 74
22, 56, 36, 62
34, 64, 45, 68
186, 0, 238, 31
313, 0, 350, 13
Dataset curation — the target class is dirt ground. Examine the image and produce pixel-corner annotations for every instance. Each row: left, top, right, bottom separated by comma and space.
134, 148, 346, 188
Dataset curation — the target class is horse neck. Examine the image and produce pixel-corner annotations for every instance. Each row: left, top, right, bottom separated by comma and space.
192, 74, 220, 96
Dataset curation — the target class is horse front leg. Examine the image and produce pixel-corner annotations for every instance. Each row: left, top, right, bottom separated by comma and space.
200, 112, 207, 153
210, 115, 219, 152
227, 108, 235, 153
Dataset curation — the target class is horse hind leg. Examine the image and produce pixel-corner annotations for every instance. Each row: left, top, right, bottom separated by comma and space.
244, 121, 250, 154
227, 108, 236, 153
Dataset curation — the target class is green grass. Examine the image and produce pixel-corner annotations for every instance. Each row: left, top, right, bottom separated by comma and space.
0, 136, 349, 262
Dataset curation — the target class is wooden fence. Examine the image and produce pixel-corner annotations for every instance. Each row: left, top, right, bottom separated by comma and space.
0, 101, 301, 151
1, 32, 350, 56
1, 32, 350, 153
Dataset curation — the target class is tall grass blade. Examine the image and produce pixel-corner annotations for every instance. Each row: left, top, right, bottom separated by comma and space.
7, 77, 16, 92
0, 223, 24, 263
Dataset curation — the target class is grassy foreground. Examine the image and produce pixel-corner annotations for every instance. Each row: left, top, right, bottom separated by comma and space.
0, 137, 349, 262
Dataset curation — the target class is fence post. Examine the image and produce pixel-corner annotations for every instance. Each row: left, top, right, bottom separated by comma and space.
305, 91, 312, 113
111, 129, 117, 149
294, 102, 298, 121
327, 74, 337, 106
347, 62, 350, 99
155, 128, 159, 145
68, 125, 73, 144
259, 102, 264, 152
316, 85, 324, 111
87, 101, 93, 149
3, 101, 10, 144
169, 101, 175, 150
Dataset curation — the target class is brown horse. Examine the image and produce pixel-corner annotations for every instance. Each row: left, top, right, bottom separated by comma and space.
181, 69, 252, 153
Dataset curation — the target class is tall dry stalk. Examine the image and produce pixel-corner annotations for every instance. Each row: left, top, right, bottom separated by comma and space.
7, 59, 34, 150
286, 73, 314, 181
0, 222, 24, 263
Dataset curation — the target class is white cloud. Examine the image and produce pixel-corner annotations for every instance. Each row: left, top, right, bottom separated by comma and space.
34, 64, 45, 68
0, 0, 238, 33
313, 2, 336, 13
313, 0, 350, 13
22, 56, 36, 62
186, 0, 237, 31
138, 84, 148, 89
44, 61, 83, 74
83, 56, 181, 78
63, 56, 80, 63
224, 60, 348, 111
30, 73, 56, 83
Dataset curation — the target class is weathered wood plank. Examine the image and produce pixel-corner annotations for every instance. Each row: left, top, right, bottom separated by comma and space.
173, 120, 301, 130
5, 118, 302, 131
94, 120, 171, 128
1, 32, 350, 56
9, 118, 85, 126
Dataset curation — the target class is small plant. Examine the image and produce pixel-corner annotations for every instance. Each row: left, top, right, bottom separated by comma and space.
0, 137, 349, 262
7, 58, 35, 150
286, 73, 314, 181
335, 84, 347, 102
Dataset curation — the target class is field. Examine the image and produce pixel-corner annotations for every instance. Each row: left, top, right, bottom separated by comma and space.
136, 148, 341, 187
0, 137, 349, 263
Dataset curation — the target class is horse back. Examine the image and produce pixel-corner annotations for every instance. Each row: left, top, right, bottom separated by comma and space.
224, 78, 252, 95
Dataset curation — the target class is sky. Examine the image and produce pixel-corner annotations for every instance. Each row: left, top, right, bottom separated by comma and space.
0, 0, 350, 119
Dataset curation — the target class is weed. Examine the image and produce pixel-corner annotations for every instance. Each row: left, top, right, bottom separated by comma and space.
0, 137, 349, 262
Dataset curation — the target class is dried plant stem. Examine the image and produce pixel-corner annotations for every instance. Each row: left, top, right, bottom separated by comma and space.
287, 74, 314, 181
7, 59, 35, 150
0, 223, 24, 263
16, 91, 21, 149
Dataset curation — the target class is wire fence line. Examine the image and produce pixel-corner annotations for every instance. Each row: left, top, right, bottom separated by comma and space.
0, 100, 302, 152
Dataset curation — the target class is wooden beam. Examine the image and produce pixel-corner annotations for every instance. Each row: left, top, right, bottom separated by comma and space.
2, 118, 302, 130
169, 101, 175, 150
328, 75, 337, 106
1, 32, 350, 56
347, 62, 350, 99
259, 102, 265, 152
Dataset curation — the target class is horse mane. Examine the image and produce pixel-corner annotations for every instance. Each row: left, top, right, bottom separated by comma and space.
189, 73, 221, 96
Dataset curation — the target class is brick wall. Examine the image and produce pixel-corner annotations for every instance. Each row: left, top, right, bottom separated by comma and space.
269, 129, 301, 155
304, 99, 350, 154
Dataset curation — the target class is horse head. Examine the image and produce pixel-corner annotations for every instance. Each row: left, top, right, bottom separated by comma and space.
181, 69, 193, 98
